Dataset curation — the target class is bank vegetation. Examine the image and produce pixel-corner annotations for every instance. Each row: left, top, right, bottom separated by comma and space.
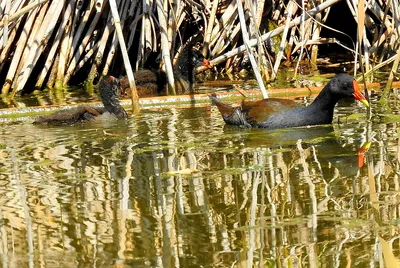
0, 0, 399, 99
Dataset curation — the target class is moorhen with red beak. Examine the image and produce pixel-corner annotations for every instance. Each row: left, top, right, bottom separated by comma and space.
33, 76, 127, 125
211, 73, 369, 129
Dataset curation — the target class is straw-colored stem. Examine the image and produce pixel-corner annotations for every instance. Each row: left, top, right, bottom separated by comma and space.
156, 0, 175, 94
37, 1, 74, 89
69, 1, 94, 60
1, 4, 38, 94
46, 53, 60, 89
0, 0, 49, 28
197, 0, 341, 73
87, 21, 112, 85
12, 0, 64, 96
203, 0, 219, 56
109, 0, 140, 112
310, 12, 322, 69
294, 0, 306, 78
63, 0, 104, 86
0, 10, 23, 63
272, 1, 296, 80
386, 47, 400, 89
56, 0, 78, 86
167, 0, 179, 53
237, 0, 268, 98
1, 0, 11, 48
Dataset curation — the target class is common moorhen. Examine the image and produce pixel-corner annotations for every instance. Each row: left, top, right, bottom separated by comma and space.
120, 45, 212, 97
33, 76, 127, 125
211, 73, 369, 129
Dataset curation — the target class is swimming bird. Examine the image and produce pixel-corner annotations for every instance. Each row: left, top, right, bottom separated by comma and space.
33, 76, 127, 125
211, 73, 369, 129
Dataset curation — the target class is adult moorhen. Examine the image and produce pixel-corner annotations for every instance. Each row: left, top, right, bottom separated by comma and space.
33, 76, 127, 125
120, 45, 212, 97
211, 73, 369, 129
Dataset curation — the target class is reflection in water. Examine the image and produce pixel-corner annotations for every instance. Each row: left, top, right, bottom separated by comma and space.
0, 99, 399, 267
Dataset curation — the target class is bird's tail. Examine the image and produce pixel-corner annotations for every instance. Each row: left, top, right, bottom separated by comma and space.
209, 93, 251, 127
209, 93, 236, 115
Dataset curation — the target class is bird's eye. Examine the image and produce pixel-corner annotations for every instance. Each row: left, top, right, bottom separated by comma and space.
343, 82, 349, 87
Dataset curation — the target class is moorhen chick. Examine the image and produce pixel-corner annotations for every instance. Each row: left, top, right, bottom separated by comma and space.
211, 73, 369, 129
33, 76, 127, 125
120, 45, 212, 97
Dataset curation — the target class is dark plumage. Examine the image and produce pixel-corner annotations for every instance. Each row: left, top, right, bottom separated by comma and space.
120, 46, 212, 97
211, 73, 369, 129
33, 76, 127, 125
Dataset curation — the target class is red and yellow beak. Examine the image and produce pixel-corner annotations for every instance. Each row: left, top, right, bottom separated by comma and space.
357, 141, 371, 167
202, 58, 213, 68
353, 80, 369, 107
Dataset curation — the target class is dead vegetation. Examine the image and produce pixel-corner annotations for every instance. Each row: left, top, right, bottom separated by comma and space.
0, 0, 399, 99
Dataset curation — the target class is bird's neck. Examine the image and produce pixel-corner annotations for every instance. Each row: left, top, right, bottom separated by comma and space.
103, 97, 127, 119
174, 47, 195, 83
306, 86, 339, 123
310, 85, 339, 111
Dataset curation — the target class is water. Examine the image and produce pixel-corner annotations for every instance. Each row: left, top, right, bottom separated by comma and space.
0, 88, 399, 267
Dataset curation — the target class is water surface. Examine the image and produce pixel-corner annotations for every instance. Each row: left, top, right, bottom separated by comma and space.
0, 89, 399, 267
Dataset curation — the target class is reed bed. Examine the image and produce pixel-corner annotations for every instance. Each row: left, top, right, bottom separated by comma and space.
0, 0, 399, 99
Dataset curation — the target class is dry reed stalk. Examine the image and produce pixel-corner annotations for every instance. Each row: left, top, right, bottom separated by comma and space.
144, 0, 154, 52
109, 0, 140, 112
386, 47, 400, 89
209, 0, 237, 54
203, 0, 219, 56
55, 0, 78, 87
137, 0, 154, 69
2, 0, 398, 98
1, 7, 38, 94
127, 2, 142, 52
210, 16, 238, 56
156, 0, 175, 94
87, 0, 128, 87
0, 0, 26, 64
13, 0, 62, 96
65, 1, 95, 65
197, 0, 342, 73
36, 1, 75, 89
87, 21, 113, 86
355, 0, 372, 118
246, 0, 270, 80
272, 1, 297, 80
8, 0, 26, 16
361, 54, 396, 79
102, 30, 119, 76
0, 0, 48, 28
63, 1, 104, 86
237, 0, 268, 97
0, 1, 5, 15
294, 0, 307, 78
12, 2, 49, 84
46, 53, 60, 89
210, 0, 236, 40
211, 10, 240, 57
310, 11, 322, 69
175, 3, 186, 30
254, 0, 265, 27
74, 43, 99, 75
1, 0, 11, 48
0, 16, 20, 70
166, 0, 178, 54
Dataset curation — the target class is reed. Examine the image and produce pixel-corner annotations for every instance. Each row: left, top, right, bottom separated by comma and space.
0, 0, 399, 101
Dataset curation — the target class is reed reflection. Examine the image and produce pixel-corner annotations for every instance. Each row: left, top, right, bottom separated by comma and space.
0, 106, 399, 267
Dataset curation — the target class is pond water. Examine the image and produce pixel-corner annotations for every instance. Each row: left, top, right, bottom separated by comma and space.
0, 83, 400, 267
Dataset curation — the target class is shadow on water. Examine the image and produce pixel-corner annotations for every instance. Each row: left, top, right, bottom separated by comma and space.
0, 92, 400, 267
